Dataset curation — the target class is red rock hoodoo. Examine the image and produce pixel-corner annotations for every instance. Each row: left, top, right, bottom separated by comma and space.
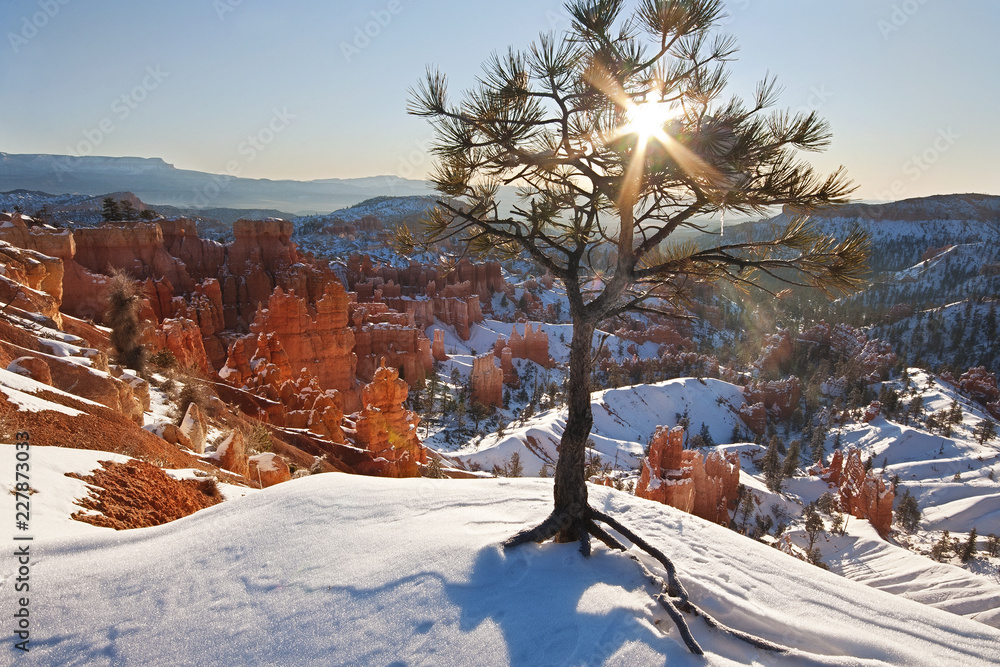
352, 363, 425, 477
822, 447, 894, 538
636, 426, 739, 524
471, 354, 503, 408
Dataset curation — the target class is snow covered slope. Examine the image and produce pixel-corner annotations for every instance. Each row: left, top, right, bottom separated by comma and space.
4, 468, 998, 665
452, 377, 744, 475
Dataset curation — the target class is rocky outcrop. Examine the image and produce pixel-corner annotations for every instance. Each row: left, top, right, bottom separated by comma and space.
471, 354, 503, 408
432, 329, 448, 362
744, 377, 801, 421
636, 426, 739, 524
0, 242, 64, 324
754, 329, 793, 376
149, 317, 215, 376
180, 402, 209, 454
739, 401, 767, 436
9, 347, 146, 424
615, 323, 693, 349
0, 235, 65, 304
248, 452, 292, 487
822, 448, 894, 538
219, 331, 348, 442
347, 255, 503, 303
351, 302, 431, 388
862, 401, 882, 423
638, 427, 695, 512
496, 322, 553, 368
73, 222, 198, 292
352, 363, 425, 477
148, 422, 194, 451
348, 254, 497, 339
8, 356, 51, 385
212, 430, 249, 478
958, 367, 1000, 419
248, 284, 358, 403
499, 346, 519, 387
689, 448, 740, 524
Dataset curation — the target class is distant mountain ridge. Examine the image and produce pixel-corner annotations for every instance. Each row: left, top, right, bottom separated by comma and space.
0, 152, 432, 214
792, 193, 1000, 223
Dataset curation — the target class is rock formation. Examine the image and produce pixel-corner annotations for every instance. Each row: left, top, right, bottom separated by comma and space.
179, 402, 209, 454
862, 401, 882, 423
352, 363, 425, 477
822, 447, 894, 538
744, 377, 801, 421
615, 323, 693, 349
738, 401, 767, 436
350, 301, 431, 388
148, 317, 215, 376
957, 367, 1000, 418
470, 354, 503, 408
8, 356, 51, 385
636, 426, 740, 524
248, 284, 358, 404
432, 329, 448, 362
496, 322, 553, 368
347, 254, 499, 339
753, 329, 793, 376
499, 346, 519, 387
248, 452, 292, 487
211, 430, 249, 478
637, 426, 695, 512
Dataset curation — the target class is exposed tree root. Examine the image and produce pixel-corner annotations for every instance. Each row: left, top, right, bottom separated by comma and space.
503, 506, 791, 656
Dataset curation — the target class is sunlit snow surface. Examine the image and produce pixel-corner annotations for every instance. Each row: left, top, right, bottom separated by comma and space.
1, 471, 997, 666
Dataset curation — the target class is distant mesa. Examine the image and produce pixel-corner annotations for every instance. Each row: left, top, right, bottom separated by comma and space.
0, 151, 433, 214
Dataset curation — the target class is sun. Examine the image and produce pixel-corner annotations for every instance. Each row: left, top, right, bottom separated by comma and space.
622, 101, 679, 142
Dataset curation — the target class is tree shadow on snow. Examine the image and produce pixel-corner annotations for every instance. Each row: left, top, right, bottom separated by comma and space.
437, 543, 700, 666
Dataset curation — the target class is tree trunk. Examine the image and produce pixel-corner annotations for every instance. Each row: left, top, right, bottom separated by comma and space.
552, 315, 596, 542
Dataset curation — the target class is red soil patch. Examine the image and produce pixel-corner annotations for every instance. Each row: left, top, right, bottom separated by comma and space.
68, 459, 222, 530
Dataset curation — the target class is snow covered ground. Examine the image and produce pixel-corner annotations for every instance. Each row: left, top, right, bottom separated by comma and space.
2, 467, 998, 665
451, 377, 746, 477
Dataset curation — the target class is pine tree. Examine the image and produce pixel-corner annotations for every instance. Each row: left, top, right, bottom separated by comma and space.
763, 435, 783, 492
894, 489, 921, 531
781, 439, 801, 480
404, 0, 865, 654
986, 534, 1000, 557
948, 400, 963, 425
974, 419, 997, 446
810, 427, 828, 464
960, 527, 978, 563
119, 199, 137, 221
931, 530, 952, 562
106, 269, 145, 374
698, 421, 714, 448
101, 197, 121, 222
804, 503, 824, 551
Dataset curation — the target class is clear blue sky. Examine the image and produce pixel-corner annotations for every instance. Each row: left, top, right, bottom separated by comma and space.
2, 0, 997, 201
